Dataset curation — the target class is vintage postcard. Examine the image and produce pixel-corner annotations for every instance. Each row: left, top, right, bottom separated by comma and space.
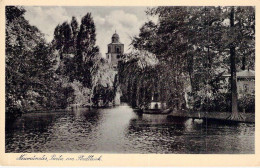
0, 0, 259, 167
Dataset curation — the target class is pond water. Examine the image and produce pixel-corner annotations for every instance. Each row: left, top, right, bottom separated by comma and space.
5, 104, 254, 153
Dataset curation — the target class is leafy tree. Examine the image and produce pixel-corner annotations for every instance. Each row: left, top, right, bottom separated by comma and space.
75, 13, 99, 87
52, 14, 117, 107
6, 6, 46, 115
125, 6, 254, 115
71, 16, 79, 50
52, 22, 73, 58
6, 6, 75, 120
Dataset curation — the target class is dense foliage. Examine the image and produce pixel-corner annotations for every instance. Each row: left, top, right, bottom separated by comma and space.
6, 6, 118, 121
5, 6, 75, 121
52, 13, 117, 107
119, 6, 255, 115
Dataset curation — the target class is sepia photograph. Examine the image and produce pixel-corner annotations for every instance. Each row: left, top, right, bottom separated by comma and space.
5, 6, 255, 154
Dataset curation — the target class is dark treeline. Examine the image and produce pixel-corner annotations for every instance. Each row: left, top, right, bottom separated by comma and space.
6, 6, 116, 121
118, 6, 255, 119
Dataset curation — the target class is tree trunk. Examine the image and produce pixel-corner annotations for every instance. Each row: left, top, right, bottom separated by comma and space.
229, 6, 243, 120
230, 45, 238, 115
242, 56, 246, 70
131, 77, 138, 107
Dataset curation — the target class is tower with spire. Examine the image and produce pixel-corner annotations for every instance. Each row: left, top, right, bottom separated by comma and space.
106, 30, 124, 69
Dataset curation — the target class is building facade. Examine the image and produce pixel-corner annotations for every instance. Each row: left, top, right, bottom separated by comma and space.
221, 69, 255, 98
106, 31, 124, 68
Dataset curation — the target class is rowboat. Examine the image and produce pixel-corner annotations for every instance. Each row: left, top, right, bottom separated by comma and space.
142, 108, 172, 114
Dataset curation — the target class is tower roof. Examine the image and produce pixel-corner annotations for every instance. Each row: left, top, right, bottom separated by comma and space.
112, 30, 120, 43
112, 31, 119, 38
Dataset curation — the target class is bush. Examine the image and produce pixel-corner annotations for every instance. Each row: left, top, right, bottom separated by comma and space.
6, 106, 22, 122
201, 92, 232, 112
238, 94, 255, 113
200, 92, 255, 113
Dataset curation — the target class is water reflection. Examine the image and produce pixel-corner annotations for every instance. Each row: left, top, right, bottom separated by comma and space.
6, 104, 254, 153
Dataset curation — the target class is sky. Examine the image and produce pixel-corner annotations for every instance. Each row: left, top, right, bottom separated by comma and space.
23, 6, 157, 57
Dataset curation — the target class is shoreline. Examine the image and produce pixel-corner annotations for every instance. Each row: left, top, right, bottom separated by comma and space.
7, 106, 255, 124
167, 111, 255, 123
19, 105, 117, 114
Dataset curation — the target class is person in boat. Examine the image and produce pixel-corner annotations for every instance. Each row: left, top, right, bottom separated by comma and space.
154, 103, 159, 109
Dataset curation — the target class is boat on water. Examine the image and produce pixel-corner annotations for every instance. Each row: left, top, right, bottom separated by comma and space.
137, 101, 172, 123
139, 101, 173, 114
142, 108, 172, 114
135, 88, 173, 115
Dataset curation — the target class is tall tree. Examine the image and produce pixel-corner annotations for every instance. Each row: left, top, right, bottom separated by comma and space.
75, 13, 99, 87
229, 6, 239, 119
127, 6, 254, 113
52, 22, 73, 58
71, 16, 79, 51
6, 6, 46, 114
6, 6, 75, 120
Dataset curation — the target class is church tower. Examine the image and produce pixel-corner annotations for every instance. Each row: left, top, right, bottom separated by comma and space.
106, 31, 124, 69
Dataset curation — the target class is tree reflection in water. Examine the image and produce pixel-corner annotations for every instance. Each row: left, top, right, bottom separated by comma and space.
6, 104, 254, 153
